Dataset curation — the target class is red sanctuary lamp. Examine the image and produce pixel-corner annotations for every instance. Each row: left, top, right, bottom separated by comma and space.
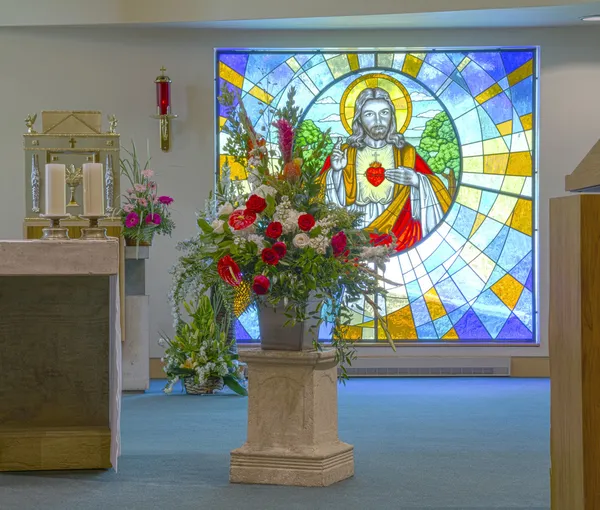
151, 66, 177, 152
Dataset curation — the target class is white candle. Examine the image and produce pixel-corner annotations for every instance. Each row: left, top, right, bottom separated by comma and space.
45, 164, 66, 216
82, 163, 104, 216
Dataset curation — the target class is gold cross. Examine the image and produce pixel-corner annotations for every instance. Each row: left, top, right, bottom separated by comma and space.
68, 137, 77, 148
160, 66, 167, 75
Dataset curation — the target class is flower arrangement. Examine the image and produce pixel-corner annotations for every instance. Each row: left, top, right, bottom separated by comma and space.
120, 143, 175, 245
170, 87, 397, 377
159, 294, 247, 395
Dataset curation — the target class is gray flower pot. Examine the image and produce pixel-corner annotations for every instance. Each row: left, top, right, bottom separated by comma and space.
259, 303, 320, 351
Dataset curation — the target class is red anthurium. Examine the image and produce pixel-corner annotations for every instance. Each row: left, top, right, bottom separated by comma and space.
217, 256, 242, 286
228, 209, 257, 230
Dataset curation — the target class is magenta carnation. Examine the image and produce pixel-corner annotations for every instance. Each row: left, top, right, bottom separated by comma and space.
145, 213, 161, 225
158, 195, 173, 205
125, 212, 139, 228
272, 118, 294, 164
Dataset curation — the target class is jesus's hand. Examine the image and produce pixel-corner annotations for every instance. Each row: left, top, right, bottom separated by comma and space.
386, 167, 419, 187
330, 139, 348, 172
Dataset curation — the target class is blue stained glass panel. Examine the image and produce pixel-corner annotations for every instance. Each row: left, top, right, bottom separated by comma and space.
216, 48, 537, 345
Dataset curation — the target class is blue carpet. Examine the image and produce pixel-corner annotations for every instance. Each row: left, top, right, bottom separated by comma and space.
0, 378, 549, 510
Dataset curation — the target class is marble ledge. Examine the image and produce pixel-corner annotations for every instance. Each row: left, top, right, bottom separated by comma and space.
0, 239, 119, 276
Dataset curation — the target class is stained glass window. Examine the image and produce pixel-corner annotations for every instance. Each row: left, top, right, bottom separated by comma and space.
216, 49, 538, 345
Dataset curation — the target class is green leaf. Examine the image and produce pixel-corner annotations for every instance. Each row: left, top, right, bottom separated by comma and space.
309, 226, 322, 238
223, 375, 248, 396
197, 218, 213, 233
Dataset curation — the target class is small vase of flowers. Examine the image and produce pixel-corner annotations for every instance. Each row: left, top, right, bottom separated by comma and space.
159, 294, 247, 396
119, 143, 175, 246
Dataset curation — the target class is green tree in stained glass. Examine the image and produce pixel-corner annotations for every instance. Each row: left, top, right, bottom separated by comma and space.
416, 112, 460, 196
295, 119, 334, 172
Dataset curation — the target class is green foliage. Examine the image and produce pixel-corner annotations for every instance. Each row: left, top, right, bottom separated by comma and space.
416, 112, 460, 178
161, 295, 247, 396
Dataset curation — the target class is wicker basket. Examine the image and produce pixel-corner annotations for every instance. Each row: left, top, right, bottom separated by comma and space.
183, 377, 224, 395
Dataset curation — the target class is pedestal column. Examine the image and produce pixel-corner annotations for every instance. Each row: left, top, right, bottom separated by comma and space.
230, 348, 354, 487
122, 245, 150, 392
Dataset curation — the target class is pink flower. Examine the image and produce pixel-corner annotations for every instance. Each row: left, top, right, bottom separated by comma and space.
123, 204, 134, 213
149, 181, 157, 190
272, 118, 294, 164
142, 169, 154, 178
134, 183, 146, 192
145, 213, 161, 225
158, 196, 174, 205
125, 212, 139, 228
138, 197, 148, 207
126, 187, 134, 194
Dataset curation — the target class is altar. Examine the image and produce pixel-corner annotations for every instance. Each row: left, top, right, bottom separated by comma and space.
0, 239, 121, 471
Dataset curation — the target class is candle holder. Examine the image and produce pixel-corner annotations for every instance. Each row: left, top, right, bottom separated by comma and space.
40, 214, 70, 240
79, 215, 108, 240
151, 67, 177, 152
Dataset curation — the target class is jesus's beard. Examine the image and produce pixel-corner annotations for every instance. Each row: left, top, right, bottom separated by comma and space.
366, 125, 389, 141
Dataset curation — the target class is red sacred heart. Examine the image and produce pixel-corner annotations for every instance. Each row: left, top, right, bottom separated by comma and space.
366, 162, 386, 187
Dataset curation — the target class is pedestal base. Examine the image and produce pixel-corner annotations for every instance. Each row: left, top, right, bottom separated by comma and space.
230, 348, 354, 487
231, 442, 354, 487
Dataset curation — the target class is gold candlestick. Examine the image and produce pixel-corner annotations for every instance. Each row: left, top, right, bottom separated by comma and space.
40, 214, 69, 240
80, 215, 108, 240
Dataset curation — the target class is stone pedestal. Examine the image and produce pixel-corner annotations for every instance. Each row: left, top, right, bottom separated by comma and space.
123, 246, 149, 392
230, 348, 354, 487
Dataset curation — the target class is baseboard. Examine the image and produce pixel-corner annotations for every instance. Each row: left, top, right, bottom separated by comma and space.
150, 357, 165, 379
150, 355, 549, 378
510, 356, 550, 377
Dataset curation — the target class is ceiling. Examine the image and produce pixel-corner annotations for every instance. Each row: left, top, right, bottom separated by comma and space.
177, 5, 600, 30
1, 0, 600, 29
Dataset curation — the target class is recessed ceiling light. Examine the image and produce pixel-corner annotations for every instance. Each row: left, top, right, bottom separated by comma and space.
581, 15, 600, 21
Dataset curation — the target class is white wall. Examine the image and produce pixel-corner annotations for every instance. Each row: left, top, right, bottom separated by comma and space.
1, 26, 599, 358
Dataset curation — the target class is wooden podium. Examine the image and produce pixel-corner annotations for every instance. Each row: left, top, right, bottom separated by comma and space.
550, 140, 600, 509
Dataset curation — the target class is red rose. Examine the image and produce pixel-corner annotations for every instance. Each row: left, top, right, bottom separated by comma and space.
261, 247, 280, 266
265, 221, 283, 239
252, 275, 270, 295
298, 213, 316, 232
272, 242, 287, 258
217, 256, 242, 286
245, 194, 267, 214
228, 209, 257, 230
370, 233, 393, 247
331, 231, 347, 257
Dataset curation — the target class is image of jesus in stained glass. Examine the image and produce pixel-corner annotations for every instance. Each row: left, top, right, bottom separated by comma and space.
320, 74, 452, 252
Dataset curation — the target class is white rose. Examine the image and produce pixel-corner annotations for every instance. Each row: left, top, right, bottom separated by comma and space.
254, 185, 277, 198
218, 202, 234, 216
211, 219, 225, 234
293, 233, 310, 249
